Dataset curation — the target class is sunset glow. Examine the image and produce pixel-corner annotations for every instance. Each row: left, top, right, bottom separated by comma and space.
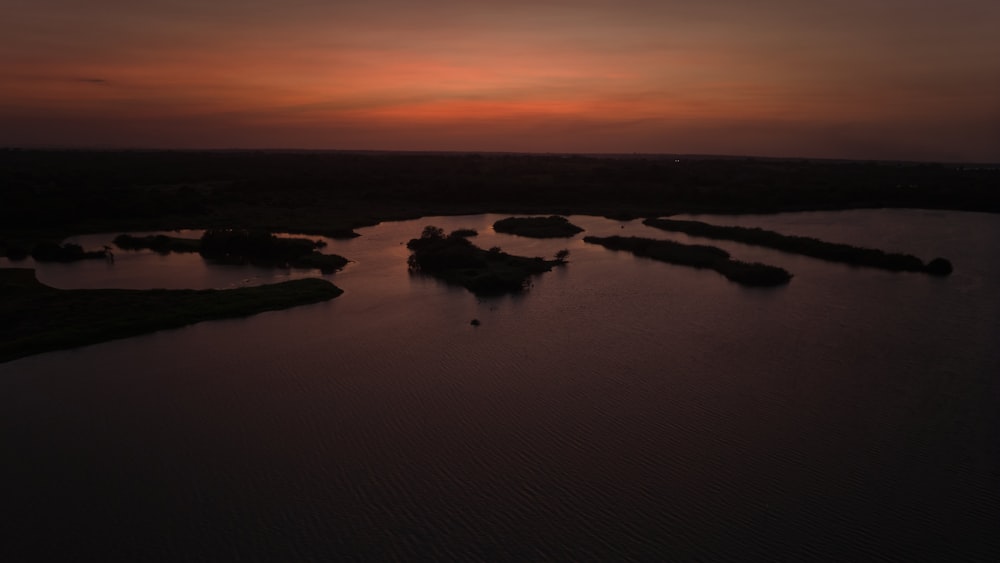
2, 0, 998, 161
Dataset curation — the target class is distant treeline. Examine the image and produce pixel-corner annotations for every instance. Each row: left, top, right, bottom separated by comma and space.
2, 149, 998, 247
584, 235, 792, 287
643, 218, 952, 275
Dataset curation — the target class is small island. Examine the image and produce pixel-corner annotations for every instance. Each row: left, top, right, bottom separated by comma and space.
493, 216, 585, 238
643, 218, 952, 276
407, 226, 566, 295
0, 268, 343, 363
114, 229, 350, 274
584, 235, 792, 287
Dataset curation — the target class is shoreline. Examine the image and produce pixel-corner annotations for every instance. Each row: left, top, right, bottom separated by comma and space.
0, 268, 343, 364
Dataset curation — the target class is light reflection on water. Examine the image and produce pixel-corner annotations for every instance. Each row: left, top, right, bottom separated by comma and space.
2, 210, 999, 561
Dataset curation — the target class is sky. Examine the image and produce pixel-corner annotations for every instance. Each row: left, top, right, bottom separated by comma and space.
2, 0, 998, 161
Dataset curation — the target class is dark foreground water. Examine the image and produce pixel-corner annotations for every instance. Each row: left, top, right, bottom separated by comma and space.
2, 210, 999, 561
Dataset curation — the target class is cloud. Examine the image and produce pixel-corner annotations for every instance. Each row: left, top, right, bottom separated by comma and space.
76, 78, 110, 85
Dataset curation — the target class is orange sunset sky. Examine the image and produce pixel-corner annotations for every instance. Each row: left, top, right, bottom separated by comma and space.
2, 1, 998, 162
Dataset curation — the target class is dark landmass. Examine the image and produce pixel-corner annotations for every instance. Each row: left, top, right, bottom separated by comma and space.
450, 228, 479, 238
643, 218, 953, 276
113, 233, 201, 253
0, 268, 343, 363
407, 226, 565, 295
493, 215, 585, 238
199, 229, 348, 274
114, 230, 349, 274
584, 235, 792, 287
3, 149, 998, 258
29, 241, 108, 262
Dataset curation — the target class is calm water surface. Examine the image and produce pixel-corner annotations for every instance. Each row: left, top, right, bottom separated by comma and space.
2, 210, 998, 561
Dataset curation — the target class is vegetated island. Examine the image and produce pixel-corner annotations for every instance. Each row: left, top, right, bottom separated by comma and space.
584, 235, 792, 287
0, 268, 343, 364
643, 218, 953, 276
115, 229, 349, 274
493, 216, 585, 238
407, 226, 567, 295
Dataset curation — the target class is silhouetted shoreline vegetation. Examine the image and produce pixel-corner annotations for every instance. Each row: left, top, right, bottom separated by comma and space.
584, 235, 792, 287
493, 216, 585, 238
643, 218, 953, 276
113, 233, 201, 253
3, 150, 997, 256
407, 226, 565, 295
0, 268, 343, 363
199, 229, 348, 274
112, 230, 350, 273
29, 241, 107, 262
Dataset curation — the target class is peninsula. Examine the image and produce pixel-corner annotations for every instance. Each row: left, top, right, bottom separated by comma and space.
0, 268, 343, 363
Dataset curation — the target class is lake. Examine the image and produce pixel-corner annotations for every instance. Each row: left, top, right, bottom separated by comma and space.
2, 209, 998, 561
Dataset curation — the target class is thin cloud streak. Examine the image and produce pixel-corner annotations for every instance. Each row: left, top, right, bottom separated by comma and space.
1, 1, 998, 161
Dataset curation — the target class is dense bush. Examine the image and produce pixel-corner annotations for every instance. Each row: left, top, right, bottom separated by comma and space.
924, 258, 953, 276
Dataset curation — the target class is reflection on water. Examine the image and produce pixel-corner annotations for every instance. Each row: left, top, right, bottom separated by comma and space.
2, 210, 999, 561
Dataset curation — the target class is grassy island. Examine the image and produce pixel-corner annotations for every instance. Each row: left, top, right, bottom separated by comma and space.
643, 218, 953, 276
584, 235, 792, 287
0, 268, 343, 363
407, 226, 565, 295
493, 216, 585, 238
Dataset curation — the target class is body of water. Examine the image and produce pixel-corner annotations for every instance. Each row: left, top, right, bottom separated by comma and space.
2, 210, 998, 561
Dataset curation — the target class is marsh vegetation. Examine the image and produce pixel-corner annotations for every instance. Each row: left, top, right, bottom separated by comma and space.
584, 235, 792, 286
643, 217, 952, 275
113, 230, 350, 273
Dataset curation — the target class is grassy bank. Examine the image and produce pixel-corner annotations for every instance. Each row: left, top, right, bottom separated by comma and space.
0, 268, 343, 363
584, 235, 792, 287
643, 217, 952, 275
